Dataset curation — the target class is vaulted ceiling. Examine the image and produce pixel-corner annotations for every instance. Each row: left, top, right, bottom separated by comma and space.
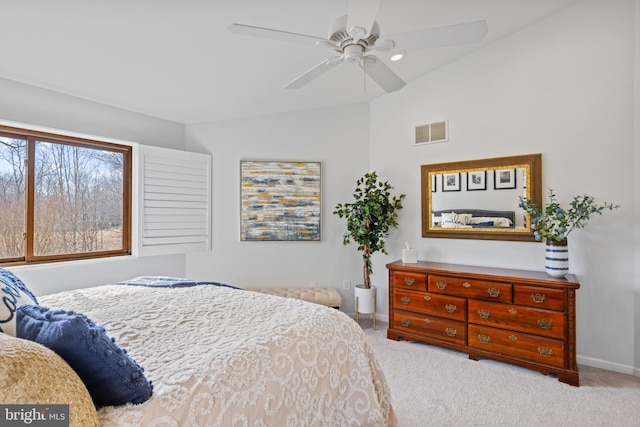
1, 0, 581, 124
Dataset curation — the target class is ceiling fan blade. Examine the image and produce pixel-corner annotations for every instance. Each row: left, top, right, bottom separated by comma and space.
229, 23, 328, 46
384, 20, 488, 50
285, 56, 344, 89
346, 0, 382, 39
361, 55, 406, 93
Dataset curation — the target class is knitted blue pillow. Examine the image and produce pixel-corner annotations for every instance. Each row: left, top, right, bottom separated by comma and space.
16, 305, 153, 407
0, 268, 38, 336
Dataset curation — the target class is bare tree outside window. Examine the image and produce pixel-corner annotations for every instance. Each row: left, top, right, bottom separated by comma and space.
0, 128, 131, 264
33, 140, 124, 255
0, 135, 26, 259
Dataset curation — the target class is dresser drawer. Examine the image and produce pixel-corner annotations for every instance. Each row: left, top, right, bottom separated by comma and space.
469, 325, 565, 368
428, 274, 512, 303
394, 310, 467, 345
468, 300, 566, 339
393, 272, 427, 291
394, 289, 466, 321
387, 260, 580, 386
513, 286, 565, 311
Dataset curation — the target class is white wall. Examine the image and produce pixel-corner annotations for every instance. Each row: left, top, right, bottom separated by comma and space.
370, 0, 637, 373
0, 77, 184, 149
0, 78, 188, 295
634, 0, 640, 374
185, 104, 370, 312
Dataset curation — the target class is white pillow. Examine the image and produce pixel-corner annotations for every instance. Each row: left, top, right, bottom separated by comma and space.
457, 213, 472, 225
0, 268, 38, 336
441, 212, 472, 225
493, 217, 513, 227
441, 212, 459, 225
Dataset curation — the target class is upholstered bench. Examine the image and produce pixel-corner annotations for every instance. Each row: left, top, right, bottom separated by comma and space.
252, 287, 342, 309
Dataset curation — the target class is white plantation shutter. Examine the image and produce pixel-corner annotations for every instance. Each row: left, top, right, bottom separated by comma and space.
138, 145, 211, 255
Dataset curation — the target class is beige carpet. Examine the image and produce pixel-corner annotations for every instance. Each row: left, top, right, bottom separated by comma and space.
362, 321, 640, 427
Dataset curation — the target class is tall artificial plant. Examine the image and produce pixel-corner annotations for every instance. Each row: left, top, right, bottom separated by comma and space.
333, 172, 405, 289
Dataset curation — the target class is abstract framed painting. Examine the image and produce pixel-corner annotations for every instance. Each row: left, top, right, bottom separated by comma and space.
240, 161, 321, 241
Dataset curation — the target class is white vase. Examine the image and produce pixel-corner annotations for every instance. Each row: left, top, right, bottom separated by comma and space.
354, 284, 377, 314
545, 238, 569, 277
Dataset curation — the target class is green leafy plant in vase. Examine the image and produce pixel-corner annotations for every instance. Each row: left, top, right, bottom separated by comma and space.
334, 172, 405, 290
518, 189, 619, 276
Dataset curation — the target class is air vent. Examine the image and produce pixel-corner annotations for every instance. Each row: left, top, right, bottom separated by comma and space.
415, 120, 448, 145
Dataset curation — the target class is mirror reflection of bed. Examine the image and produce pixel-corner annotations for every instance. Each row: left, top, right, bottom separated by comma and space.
432, 208, 517, 229
431, 166, 528, 228
421, 154, 542, 241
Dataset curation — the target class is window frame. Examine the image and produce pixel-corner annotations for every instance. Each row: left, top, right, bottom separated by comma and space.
0, 124, 132, 265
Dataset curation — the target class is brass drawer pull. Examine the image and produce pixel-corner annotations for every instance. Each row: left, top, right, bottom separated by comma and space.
436, 281, 448, 290
487, 288, 501, 298
477, 334, 491, 344
404, 277, 415, 286
508, 308, 518, 315
424, 295, 432, 301
538, 347, 553, 357
508, 335, 518, 341
531, 293, 547, 303
445, 304, 457, 313
537, 319, 553, 330
400, 296, 411, 305
401, 319, 411, 327
445, 328, 457, 337
477, 309, 491, 319
462, 282, 472, 288
424, 318, 432, 324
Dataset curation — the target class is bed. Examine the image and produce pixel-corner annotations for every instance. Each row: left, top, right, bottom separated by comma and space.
2, 272, 396, 427
432, 209, 515, 228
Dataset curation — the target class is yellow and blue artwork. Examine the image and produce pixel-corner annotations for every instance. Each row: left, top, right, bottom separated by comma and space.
240, 161, 321, 241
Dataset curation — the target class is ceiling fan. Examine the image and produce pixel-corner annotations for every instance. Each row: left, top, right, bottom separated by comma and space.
229, 0, 488, 93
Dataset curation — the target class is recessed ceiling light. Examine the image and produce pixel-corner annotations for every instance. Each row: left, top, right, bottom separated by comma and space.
390, 51, 406, 62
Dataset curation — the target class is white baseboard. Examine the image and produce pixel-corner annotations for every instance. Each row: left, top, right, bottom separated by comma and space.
577, 354, 637, 376
345, 313, 389, 324
375, 314, 389, 323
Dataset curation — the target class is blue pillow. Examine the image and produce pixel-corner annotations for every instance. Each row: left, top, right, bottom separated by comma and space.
17, 305, 153, 407
0, 268, 38, 336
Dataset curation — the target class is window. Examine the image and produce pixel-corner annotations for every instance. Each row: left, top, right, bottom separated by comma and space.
0, 126, 131, 264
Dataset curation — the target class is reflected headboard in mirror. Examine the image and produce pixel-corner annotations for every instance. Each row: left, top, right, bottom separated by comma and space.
421, 153, 542, 241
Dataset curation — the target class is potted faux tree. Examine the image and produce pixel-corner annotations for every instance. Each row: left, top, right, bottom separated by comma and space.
334, 172, 405, 316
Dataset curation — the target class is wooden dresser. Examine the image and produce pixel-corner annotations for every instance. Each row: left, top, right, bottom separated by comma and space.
386, 260, 580, 386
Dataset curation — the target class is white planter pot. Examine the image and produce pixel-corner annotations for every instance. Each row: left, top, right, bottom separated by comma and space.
354, 285, 377, 314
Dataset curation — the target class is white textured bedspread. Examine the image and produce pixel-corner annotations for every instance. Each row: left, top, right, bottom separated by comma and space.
40, 284, 396, 426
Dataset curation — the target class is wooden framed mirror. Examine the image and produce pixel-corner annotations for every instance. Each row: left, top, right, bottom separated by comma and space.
421, 153, 542, 241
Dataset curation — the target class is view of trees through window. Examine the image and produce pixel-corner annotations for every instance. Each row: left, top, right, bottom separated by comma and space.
0, 129, 131, 264
0, 135, 25, 259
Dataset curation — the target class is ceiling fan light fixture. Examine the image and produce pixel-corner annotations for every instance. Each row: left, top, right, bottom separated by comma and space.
390, 51, 406, 62
344, 44, 364, 63
229, 1, 487, 92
